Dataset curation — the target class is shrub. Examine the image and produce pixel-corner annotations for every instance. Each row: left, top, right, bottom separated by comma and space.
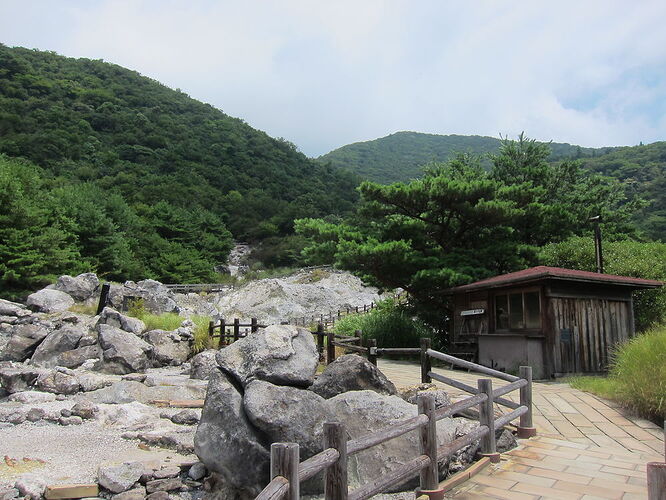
570, 324, 666, 421
334, 299, 433, 349
126, 308, 211, 354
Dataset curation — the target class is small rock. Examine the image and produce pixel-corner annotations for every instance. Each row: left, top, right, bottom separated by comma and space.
122, 374, 146, 383
71, 400, 99, 419
145, 492, 170, 500
0, 487, 19, 500
145, 478, 182, 493
34, 370, 80, 395
98, 462, 146, 493
8, 391, 56, 404
25, 408, 46, 422
187, 463, 206, 481
111, 486, 146, 500
153, 466, 181, 479
59, 415, 83, 426
169, 410, 199, 426
496, 428, 518, 452
60, 408, 73, 417
55, 394, 66, 401
15, 474, 47, 499
97, 308, 145, 335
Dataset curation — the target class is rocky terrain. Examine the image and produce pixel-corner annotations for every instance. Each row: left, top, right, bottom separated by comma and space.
0, 273, 513, 500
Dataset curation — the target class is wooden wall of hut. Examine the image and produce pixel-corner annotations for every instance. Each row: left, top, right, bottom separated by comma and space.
549, 297, 632, 374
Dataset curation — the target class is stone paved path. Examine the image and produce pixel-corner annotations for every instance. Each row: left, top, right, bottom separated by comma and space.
378, 359, 664, 499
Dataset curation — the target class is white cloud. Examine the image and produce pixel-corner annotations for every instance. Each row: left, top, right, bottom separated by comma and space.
1, 0, 665, 155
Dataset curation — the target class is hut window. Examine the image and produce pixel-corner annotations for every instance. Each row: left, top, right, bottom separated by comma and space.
495, 290, 541, 331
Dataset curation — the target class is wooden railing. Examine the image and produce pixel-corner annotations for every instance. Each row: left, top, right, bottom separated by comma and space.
165, 283, 236, 293
254, 353, 535, 499
208, 318, 265, 347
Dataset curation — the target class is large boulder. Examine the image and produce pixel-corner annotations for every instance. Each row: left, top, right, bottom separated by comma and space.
97, 308, 145, 335
325, 390, 457, 491
145, 330, 190, 366
189, 350, 218, 380
194, 369, 269, 497
0, 323, 51, 361
216, 324, 318, 387
54, 273, 100, 302
26, 289, 75, 313
108, 280, 179, 315
30, 325, 87, 368
0, 299, 32, 318
34, 368, 81, 394
0, 364, 46, 393
310, 354, 397, 399
244, 380, 331, 459
81, 379, 206, 404
98, 325, 152, 374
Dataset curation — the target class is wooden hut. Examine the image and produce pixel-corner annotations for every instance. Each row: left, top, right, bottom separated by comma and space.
446, 266, 662, 379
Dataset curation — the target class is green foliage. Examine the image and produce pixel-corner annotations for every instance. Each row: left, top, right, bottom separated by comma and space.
334, 299, 433, 349
570, 324, 666, 421
539, 237, 666, 330
126, 297, 147, 319
0, 43, 359, 298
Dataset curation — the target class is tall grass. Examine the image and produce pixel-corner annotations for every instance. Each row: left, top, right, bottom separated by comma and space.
570, 324, 666, 421
334, 299, 432, 349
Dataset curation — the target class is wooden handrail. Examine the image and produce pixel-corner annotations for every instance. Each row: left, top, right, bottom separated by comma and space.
492, 378, 528, 399
347, 414, 429, 455
436, 424, 490, 458
298, 448, 339, 482
255, 476, 288, 500
348, 454, 431, 500
495, 405, 529, 429
428, 371, 520, 410
427, 348, 520, 382
434, 392, 487, 420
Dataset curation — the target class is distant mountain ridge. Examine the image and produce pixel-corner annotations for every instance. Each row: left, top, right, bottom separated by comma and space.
317, 131, 619, 183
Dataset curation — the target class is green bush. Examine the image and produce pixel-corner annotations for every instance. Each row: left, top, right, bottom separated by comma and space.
126, 308, 211, 354
334, 299, 432, 349
570, 324, 666, 421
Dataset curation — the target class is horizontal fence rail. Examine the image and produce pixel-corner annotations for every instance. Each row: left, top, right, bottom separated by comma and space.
254, 347, 536, 500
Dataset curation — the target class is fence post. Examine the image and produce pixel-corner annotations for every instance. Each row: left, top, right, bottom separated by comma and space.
416, 393, 441, 495
96, 283, 110, 315
208, 320, 214, 345
518, 366, 537, 438
219, 318, 226, 347
271, 443, 299, 500
233, 318, 240, 342
354, 329, 362, 347
327, 328, 335, 364
324, 422, 348, 500
420, 338, 432, 384
647, 462, 666, 500
478, 378, 500, 463
367, 338, 377, 366
317, 323, 325, 361
251, 317, 258, 333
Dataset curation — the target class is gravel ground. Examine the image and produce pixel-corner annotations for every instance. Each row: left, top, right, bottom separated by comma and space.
0, 419, 195, 487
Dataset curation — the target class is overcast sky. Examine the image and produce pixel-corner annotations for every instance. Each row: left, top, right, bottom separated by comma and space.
2, 1, 666, 157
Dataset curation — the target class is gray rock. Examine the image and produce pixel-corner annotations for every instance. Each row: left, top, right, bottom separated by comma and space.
194, 369, 269, 496
98, 462, 146, 493
146, 330, 190, 367
54, 273, 100, 302
133, 427, 195, 455
244, 379, 331, 459
310, 354, 397, 399
15, 474, 47, 499
82, 379, 206, 405
399, 383, 451, 409
216, 324, 318, 387
0, 365, 45, 393
1, 323, 51, 362
26, 289, 75, 313
97, 308, 145, 335
98, 325, 152, 374
188, 350, 217, 380
71, 400, 99, 419
187, 463, 206, 481
108, 280, 179, 315
25, 408, 46, 422
496, 428, 518, 452
0, 487, 19, 500
30, 325, 86, 368
77, 371, 113, 392
169, 410, 199, 426
111, 486, 146, 500
55, 344, 101, 369
34, 369, 80, 394
7, 391, 56, 403
0, 299, 31, 317
152, 466, 181, 479
145, 492, 170, 500
60, 408, 72, 417
325, 390, 456, 492
59, 415, 83, 425
145, 478, 182, 493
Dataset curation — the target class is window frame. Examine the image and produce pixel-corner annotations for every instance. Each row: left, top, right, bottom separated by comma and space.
492, 287, 542, 333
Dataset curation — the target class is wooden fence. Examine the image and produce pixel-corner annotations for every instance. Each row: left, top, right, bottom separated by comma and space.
166, 283, 235, 293
255, 347, 536, 499
208, 318, 265, 347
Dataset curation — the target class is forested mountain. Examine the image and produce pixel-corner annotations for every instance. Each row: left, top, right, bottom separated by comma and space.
317, 131, 616, 183
0, 44, 359, 297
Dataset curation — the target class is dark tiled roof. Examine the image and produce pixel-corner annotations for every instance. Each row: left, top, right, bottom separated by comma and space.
450, 266, 663, 292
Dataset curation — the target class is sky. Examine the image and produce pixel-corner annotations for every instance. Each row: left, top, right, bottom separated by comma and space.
2, 1, 666, 157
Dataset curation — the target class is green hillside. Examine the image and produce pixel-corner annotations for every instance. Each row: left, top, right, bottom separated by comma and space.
317, 131, 616, 184
0, 44, 359, 297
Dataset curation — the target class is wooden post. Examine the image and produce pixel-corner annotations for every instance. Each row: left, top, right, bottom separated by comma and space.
518, 366, 537, 438
219, 318, 226, 347
354, 329, 362, 347
317, 323, 325, 360
96, 283, 110, 315
271, 443, 300, 500
647, 462, 666, 500
233, 318, 240, 342
367, 338, 377, 366
478, 378, 500, 463
324, 422, 348, 500
251, 317, 258, 333
363, 304, 367, 313
327, 328, 335, 364
355, 306, 359, 313
420, 338, 432, 383
417, 393, 441, 496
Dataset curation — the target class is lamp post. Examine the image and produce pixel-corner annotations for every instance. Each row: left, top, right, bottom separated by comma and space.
589, 215, 603, 274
